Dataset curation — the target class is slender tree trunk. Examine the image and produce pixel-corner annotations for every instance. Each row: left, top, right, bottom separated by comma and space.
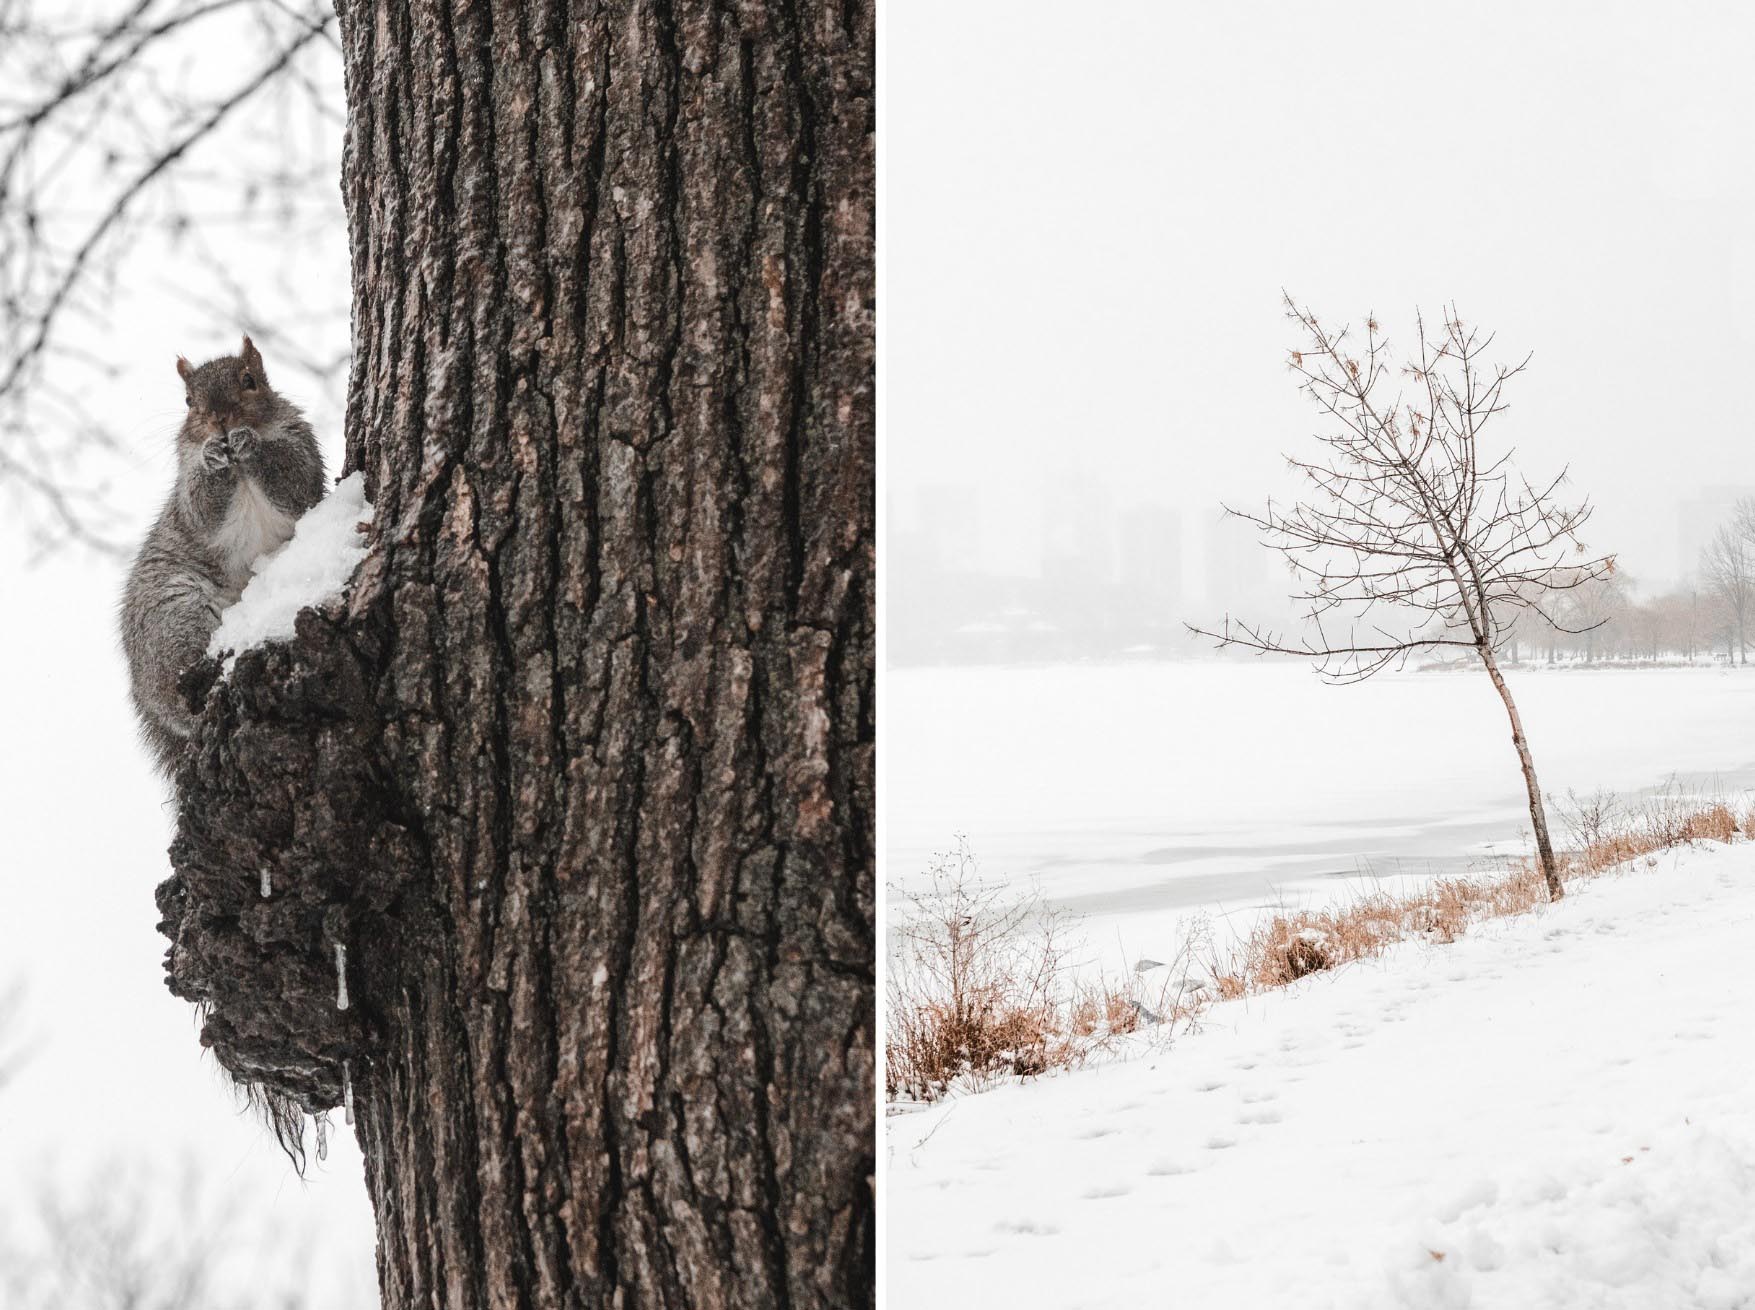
1479, 645, 1563, 901
157, 2, 874, 1306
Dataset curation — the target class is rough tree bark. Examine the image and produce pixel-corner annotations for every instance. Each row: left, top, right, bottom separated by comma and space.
154, 2, 874, 1307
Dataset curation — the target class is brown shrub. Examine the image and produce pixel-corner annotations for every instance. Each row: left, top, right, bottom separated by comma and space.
886, 838, 1199, 1102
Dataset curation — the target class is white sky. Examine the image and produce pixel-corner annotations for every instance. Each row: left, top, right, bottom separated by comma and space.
887, 0, 1755, 588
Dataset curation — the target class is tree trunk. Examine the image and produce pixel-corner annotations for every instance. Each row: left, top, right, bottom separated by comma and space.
1480, 646, 1563, 901
155, 2, 874, 1307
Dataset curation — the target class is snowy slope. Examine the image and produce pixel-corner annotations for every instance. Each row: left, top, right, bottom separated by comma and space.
887, 843, 1755, 1308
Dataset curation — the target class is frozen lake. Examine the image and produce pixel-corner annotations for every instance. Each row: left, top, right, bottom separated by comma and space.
885, 662, 1755, 962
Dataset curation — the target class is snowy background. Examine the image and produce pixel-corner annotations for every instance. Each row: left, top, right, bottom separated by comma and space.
0, 4, 376, 1304
883, 0, 1755, 970
2, 546, 378, 1306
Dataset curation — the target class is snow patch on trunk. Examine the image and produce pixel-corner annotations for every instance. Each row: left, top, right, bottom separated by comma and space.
208, 473, 372, 669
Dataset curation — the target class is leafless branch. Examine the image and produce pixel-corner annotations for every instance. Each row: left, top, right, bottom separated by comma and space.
0, 0, 341, 553
1191, 295, 1614, 684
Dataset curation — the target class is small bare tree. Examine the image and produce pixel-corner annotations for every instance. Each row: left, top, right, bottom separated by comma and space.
1192, 298, 1614, 901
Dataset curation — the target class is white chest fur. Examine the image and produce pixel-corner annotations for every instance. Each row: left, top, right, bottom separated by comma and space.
213, 476, 296, 587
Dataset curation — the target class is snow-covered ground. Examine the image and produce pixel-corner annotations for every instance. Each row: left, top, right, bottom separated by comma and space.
887, 840, 1755, 1308
887, 661, 1755, 969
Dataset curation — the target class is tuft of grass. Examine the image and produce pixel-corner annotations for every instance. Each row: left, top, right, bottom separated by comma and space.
885, 838, 1199, 1103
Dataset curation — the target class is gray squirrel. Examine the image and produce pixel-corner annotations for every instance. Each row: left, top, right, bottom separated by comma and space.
120, 336, 325, 775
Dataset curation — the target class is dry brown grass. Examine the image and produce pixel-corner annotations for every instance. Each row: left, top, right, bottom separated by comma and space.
1209, 788, 1748, 1000
888, 791, 1753, 1105
885, 838, 1199, 1102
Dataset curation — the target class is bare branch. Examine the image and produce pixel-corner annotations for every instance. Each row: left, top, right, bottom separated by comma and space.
0, 0, 341, 550
1192, 297, 1613, 674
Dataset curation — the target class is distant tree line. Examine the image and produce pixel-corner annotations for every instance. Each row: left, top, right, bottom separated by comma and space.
1498, 498, 1755, 666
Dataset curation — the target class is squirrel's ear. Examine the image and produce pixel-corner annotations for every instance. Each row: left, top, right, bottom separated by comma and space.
176, 356, 193, 382
240, 335, 266, 382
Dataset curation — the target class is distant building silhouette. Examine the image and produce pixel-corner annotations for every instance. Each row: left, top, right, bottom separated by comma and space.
1679, 486, 1755, 580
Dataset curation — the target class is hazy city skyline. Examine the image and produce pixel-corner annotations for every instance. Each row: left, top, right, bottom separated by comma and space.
889, 473, 1755, 666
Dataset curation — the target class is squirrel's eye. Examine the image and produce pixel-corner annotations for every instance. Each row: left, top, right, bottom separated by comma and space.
240, 371, 256, 390
184, 394, 192, 407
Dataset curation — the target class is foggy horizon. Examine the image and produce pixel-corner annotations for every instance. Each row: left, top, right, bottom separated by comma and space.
888, 0, 1755, 666
888, 469, 1755, 665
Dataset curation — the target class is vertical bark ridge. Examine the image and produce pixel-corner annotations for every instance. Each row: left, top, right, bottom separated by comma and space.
346, 1, 871, 1306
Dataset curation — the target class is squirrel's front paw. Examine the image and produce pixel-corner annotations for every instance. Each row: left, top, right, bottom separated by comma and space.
227, 426, 257, 460
201, 433, 233, 471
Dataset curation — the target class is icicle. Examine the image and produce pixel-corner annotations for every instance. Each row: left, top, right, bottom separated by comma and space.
259, 867, 272, 898
334, 942, 349, 1011
316, 1114, 329, 1162
343, 1059, 355, 1126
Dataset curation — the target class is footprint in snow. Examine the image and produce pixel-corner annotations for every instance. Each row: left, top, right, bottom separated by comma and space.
1077, 1126, 1120, 1140
1238, 1107, 1283, 1125
1206, 1135, 1237, 1150
1083, 1184, 1132, 1200
1147, 1160, 1193, 1176
996, 1219, 1060, 1236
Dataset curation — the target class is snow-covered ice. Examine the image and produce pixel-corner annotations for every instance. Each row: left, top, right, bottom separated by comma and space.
207, 471, 372, 665
887, 663, 1755, 972
887, 842, 1755, 1308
